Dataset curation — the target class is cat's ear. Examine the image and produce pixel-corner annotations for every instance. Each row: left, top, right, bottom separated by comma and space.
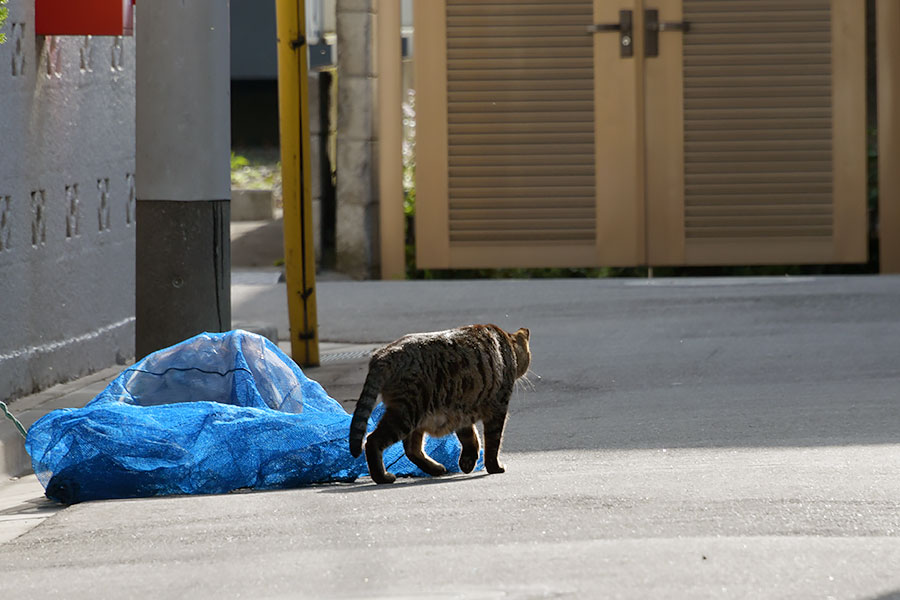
516, 328, 530, 340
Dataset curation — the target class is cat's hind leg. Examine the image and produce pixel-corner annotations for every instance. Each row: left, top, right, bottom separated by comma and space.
483, 410, 508, 474
403, 429, 448, 477
365, 406, 413, 484
455, 424, 480, 473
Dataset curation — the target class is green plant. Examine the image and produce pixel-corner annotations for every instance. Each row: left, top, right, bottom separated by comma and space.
230, 150, 281, 202
231, 152, 249, 170
0, 0, 9, 45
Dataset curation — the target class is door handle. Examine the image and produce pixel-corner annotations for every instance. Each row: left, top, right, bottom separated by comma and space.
587, 10, 633, 58
645, 9, 690, 58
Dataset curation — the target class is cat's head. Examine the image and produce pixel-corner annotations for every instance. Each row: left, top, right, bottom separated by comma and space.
510, 327, 531, 378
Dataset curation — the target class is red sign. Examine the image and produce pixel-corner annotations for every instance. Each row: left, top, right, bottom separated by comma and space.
35, 0, 134, 36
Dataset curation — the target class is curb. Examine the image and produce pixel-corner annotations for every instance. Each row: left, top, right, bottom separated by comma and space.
1, 366, 121, 480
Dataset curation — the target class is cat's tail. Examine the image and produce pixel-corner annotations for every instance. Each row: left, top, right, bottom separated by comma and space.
349, 359, 387, 458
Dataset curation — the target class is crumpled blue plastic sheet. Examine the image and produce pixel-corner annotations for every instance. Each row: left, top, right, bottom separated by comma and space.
26, 330, 472, 504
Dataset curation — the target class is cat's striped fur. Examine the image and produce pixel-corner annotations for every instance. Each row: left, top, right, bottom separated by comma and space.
349, 324, 531, 484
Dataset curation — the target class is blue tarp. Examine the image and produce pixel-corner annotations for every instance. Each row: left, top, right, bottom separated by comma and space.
26, 330, 472, 504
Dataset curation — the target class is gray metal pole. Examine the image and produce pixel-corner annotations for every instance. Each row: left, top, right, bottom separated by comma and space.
135, 0, 231, 359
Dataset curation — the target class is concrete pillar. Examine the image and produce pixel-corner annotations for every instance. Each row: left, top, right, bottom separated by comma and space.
336, 0, 380, 279
135, 0, 231, 358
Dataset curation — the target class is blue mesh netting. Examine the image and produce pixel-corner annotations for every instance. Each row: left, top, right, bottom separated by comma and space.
26, 330, 474, 504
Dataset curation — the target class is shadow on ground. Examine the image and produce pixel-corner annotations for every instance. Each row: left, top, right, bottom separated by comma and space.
231, 217, 284, 268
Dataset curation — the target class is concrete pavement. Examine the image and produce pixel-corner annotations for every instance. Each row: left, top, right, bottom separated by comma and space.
3, 272, 900, 598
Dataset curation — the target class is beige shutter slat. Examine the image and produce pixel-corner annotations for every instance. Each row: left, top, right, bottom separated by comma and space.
448, 47, 592, 60
452, 175, 594, 187
685, 129, 831, 142
452, 187, 593, 199
685, 97, 831, 109
448, 36, 587, 49
446, 26, 590, 38
685, 55, 830, 67
450, 153, 594, 167
685, 226, 832, 239
451, 207, 594, 219
449, 100, 593, 113
447, 16, 590, 27
684, 118, 831, 131
683, 64, 829, 77
685, 43, 829, 56
447, 4, 590, 17
448, 79, 592, 92
448, 68, 593, 81
686, 194, 831, 207
448, 57, 593, 70
686, 204, 832, 215
449, 89, 593, 102
683, 75, 830, 87
686, 0, 830, 10
450, 142, 594, 154
686, 150, 832, 162
450, 165, 593, 178
451, 111, 593, 124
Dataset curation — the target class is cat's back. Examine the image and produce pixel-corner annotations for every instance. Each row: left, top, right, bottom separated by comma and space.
374, 324, 503, 364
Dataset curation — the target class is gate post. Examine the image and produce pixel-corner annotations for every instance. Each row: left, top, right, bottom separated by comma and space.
377, 0, 405, 280
878, 0, 900, 273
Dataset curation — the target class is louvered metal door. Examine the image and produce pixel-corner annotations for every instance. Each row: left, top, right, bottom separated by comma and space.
413, 0, 866, 269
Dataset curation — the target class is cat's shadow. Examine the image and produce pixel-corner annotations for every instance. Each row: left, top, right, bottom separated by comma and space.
315, 471, 489, 494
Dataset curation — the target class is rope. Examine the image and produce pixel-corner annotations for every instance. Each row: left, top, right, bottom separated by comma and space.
1, 400, 27, 440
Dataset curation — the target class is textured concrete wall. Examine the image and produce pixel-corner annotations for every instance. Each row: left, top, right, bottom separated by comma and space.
336, 0, 380, 279
0, 2, 135, 400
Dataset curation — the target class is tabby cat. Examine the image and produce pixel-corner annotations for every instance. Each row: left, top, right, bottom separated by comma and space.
349, 324, 531, 484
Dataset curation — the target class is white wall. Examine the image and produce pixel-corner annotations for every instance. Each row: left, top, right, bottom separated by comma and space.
0, 1, 135, 400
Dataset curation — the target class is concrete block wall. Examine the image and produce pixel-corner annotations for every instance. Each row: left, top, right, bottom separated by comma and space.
335, 0, 380, 279
0, 2, 136, 401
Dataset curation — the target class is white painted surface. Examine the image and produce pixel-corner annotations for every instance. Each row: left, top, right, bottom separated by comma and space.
0, 0, 136, 401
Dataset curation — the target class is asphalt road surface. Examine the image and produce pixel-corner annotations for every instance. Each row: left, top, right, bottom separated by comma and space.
3, 275, 900, 599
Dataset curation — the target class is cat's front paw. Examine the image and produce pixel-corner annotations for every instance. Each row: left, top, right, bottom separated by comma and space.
372, 471, 397, 484
458, 453, 477, 474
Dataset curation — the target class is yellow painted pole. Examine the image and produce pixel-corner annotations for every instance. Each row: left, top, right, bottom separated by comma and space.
276, 0, 319, 365
377, 0, 405, 279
